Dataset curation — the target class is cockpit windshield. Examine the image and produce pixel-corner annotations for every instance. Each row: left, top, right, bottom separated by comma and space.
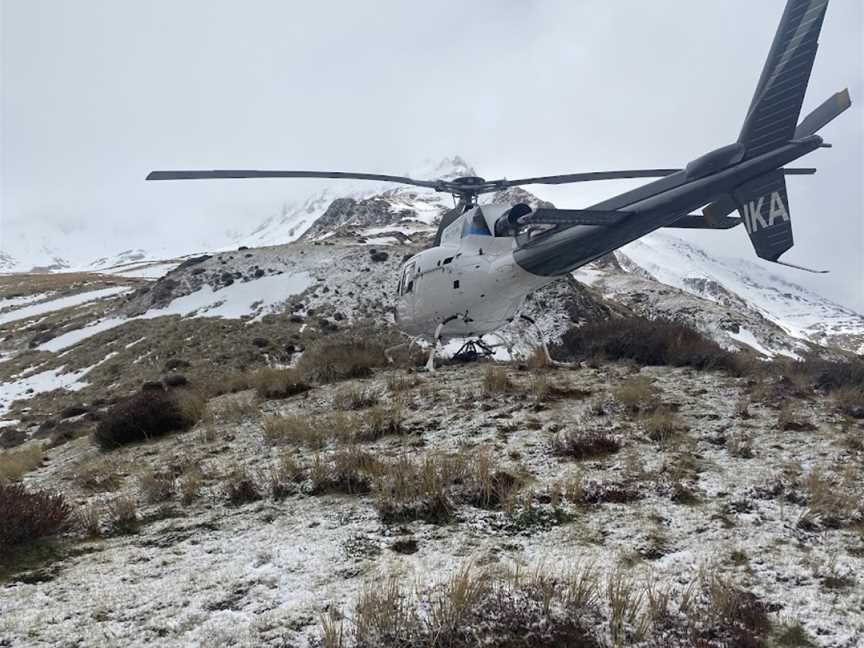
462, 211, 491, 237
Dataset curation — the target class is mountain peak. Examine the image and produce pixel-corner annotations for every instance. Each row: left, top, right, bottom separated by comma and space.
407, 156, 477, 181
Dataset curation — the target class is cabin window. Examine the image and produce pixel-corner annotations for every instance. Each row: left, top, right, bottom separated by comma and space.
453, 280, 460, 289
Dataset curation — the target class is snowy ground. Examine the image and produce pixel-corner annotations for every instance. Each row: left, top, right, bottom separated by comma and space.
2, 363, 862, 647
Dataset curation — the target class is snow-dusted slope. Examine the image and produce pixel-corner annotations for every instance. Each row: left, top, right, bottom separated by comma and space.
611, 233, 864, 354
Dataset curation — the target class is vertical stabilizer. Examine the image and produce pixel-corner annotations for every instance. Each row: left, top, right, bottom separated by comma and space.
738, 0, 829, 157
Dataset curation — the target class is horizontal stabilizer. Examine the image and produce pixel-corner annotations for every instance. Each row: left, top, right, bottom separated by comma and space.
666, 214, 742, 230
523, 208, 631, 227
794, 89, 852, 138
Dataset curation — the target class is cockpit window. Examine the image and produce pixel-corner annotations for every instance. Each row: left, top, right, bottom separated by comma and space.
400, 262, 415, 294
462, 211, 491, 237
441, 217, 463, 246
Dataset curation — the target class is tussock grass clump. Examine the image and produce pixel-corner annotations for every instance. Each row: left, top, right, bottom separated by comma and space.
550, 429, 620, 460
310, 447, 384, 495
94, 389, 204, 450
333, 384, 380, 410
358, 405, 403, 441
262, 415, 327, 449
482, 365, 515, 395
251, 367, 309, 400
297, 330, 388, 382
643, 405, 680, 443
372, 454, 460, 524
461, 451, 524, 510
777, 403, 815, 432
322, 565, 774, 648
833, 387, 864, 419
0, 484, 70, 552
269, 453, 305, 500
0, 445, 44, 484
554, 316, 743, 373
71, 457, 124, 493
728, 431, 755, 458
323, 565, 604, 648
223, 468, 263, 506
106, 495, 139, 534
372, 450, 524, 523
137, 469, 175, 503
614, 376, 660, 414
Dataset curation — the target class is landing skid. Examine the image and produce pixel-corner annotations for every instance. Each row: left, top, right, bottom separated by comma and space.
452, 338, 495, 363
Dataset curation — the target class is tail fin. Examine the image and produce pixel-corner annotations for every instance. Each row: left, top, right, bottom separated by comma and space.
738, 0, 830, 158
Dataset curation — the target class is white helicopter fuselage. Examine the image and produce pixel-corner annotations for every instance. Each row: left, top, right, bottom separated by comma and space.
394, 205, 553, 341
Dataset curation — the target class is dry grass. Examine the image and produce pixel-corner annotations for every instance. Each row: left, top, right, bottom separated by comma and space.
642, 406, 680, 443
322, 563, 775, 648
0, 445, 44, 484
251, 367, 309, 400
208, 394, 258, 422
269, 452, 305, 500
385, 373, 422, 394
358, 405, 403, 441
223, 468, 263, 505
75, 503, 103, 537
137, 469, 175, 504
777, 403, 815, 432
71, 457, 125, 493
833, 386, 864, 418
614, 375, 660, 414
297, 331, 387, 383
310, 447, 385, 495
333, 384, 380, 410
481, 365, 515, 395
106, 495, 139, 534
728, 431, 755, 458
550, 429, 620, 460
262, 415, 328, 449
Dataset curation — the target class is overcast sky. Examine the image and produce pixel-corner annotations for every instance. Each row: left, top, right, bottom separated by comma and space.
2, 0, 862, 309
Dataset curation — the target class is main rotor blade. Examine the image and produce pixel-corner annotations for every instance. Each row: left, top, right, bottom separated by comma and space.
497, 167, 816, 190
146, 169, 440, 189
500, 169, 680, 188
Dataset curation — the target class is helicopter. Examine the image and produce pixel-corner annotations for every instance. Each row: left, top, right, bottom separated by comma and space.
148, 0, 850, 370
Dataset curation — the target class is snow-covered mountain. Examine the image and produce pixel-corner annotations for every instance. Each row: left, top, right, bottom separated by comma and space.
2, 156, 861, 356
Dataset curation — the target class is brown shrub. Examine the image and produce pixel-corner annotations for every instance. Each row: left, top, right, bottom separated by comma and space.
551, 429, 620, 460
94, 389, 204, 449
0, 483, 71, 551
251, 367, 309, 400
553, 317, 743, 373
